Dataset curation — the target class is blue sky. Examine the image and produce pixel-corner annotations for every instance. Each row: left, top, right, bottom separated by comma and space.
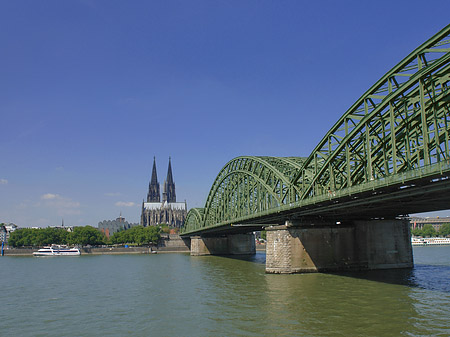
1, 0, 450, 227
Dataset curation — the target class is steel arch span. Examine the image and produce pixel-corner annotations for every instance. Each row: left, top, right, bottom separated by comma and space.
182, 24, 450, 236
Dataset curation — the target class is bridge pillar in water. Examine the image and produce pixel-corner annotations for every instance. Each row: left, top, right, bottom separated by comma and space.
265, 219, 413, 273
190, 233, 256, 256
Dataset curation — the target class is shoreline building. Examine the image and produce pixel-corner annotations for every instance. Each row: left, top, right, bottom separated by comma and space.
141, 158, 187, 228
410, 216, 450, 232
0, 225, 7, 244
1, 223, 18, 244
98, 214, 138, 238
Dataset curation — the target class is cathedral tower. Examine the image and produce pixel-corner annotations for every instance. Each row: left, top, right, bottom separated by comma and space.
147, 157, 161, 202
142, 157, 186, 228
163, 157, 176, 203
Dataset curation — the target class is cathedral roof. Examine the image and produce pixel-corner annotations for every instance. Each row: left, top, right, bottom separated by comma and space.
144, 202, 186, 210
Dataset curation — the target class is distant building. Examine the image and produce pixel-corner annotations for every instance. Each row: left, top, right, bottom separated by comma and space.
51, 219, 74, 232
410, 216, 450, 231
1, 223, 18, 244
51, 226, 74, 232
0, 225, 7, 243
98, 214, 138, 238
4, 223, 18, 233
141, 158, 187, 228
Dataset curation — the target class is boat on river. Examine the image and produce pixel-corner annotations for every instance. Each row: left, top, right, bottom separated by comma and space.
411, 237, 450, 246
33, 245, 81, 256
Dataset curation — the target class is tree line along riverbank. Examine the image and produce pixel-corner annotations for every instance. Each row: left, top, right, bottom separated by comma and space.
7, 225, 161, 247
3, 225, 192, 255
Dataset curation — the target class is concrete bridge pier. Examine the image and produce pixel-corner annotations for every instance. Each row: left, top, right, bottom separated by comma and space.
265, 219, 413, 274
190, 233, 256, 256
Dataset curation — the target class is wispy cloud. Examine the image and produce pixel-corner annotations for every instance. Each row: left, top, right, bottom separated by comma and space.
115, 201, 135, 207
0, 179, 8, 185
39, 193, 81, 216
41, 193, 59, 200
105, 192, 121, 197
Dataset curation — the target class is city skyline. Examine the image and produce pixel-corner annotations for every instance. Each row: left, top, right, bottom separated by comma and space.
1, 1, 450, 227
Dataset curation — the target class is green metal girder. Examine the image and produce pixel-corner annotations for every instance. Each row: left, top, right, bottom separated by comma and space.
184, 208, 205, 231
202, 156, 306, 225
181, 24, 450, 236
183, 156, 305, 234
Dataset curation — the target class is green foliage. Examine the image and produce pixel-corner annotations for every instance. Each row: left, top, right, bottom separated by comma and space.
421, 224, 437, 237
159, 224, 170, 234
439, 223, 450, 237
260, 230, 266, 240
109, 226, 160, 245
8, 226, 106, 247
411, 227, 423, 237
70, 226, 106, 246
9, 227, 70, 247
411, 224, 438, 238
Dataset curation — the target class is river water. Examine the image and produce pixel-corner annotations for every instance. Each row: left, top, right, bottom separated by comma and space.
1, 246, 449, 336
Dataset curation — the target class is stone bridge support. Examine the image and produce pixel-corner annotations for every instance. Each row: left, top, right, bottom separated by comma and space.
266, 219, 413, 273
190, 233, 256, 256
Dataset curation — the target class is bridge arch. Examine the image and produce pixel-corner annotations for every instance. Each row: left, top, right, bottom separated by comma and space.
182, 24, 450, 235
184, 208, 205, 232
292, 24, 450, 199
183, 156, 306, 233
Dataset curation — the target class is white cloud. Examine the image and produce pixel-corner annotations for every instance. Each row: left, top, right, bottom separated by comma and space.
39, 193, 81, 216
115, 201, 135, 207
41, 193, 60, 200
105, 192, 121, 197
0, 179, 8, 185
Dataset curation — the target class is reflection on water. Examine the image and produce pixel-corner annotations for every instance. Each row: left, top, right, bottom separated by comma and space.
334, 265, 450, 293
263, 270, 418, 336
1, 247, 449, 336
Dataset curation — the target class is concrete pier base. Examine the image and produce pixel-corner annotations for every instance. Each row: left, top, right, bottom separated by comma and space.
190, 233, 256, 256
266, 219, 413, 274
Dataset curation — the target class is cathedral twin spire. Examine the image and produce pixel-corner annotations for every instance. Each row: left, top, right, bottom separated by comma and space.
147, 157, 176, 203
147, 157, 160, 202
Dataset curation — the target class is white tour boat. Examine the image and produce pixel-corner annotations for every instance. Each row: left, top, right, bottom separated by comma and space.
33, 245, 81, 256
411, 237, 450, 246
411, 237, 426, 246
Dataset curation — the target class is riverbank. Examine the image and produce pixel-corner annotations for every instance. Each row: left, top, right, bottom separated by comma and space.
2, 246, 190, 256
2, 233, 192, 256
3, 243, 265, 256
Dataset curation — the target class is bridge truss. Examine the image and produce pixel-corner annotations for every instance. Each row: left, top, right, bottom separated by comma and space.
182, 24, 450, 236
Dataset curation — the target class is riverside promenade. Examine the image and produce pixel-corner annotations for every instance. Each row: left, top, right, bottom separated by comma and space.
4, 240, 266, 256
4, 246, 190, 256
3, 234, 191, 256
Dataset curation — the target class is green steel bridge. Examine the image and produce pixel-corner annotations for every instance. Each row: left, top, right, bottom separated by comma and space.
181, 24, 450, 237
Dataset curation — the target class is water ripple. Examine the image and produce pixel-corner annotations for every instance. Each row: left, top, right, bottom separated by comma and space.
1, 248, 449, 336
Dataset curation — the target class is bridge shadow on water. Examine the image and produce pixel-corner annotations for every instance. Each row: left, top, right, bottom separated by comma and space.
211, 252, 450, 293
212, 251, 267, 265
328, 264, 450, 293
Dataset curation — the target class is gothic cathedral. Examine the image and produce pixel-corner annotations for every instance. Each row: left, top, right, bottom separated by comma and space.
140, 158, 187, 228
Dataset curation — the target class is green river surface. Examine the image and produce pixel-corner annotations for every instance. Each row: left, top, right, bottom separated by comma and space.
1, 246, 449, 336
